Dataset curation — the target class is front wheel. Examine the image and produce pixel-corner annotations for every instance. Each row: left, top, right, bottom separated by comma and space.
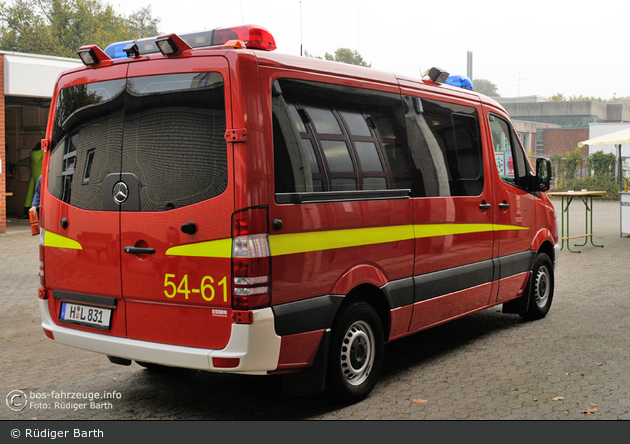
326, 302, 384, 404
521, 253, 554, 320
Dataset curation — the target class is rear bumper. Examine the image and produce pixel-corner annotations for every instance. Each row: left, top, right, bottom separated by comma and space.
39, 300, 281, 375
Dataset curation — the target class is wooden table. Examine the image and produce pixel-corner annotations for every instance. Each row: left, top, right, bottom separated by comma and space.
547, 191, 606, 253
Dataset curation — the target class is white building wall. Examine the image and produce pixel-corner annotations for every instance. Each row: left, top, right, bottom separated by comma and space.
588, 123, 630, 157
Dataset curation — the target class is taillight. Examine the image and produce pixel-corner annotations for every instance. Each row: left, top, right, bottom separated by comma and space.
39, 228, 46, 292
231, 208, 271, 310
212, 357, 240, 368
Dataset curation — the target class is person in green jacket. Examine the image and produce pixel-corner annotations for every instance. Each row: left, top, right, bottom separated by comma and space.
15, 143, 43, 219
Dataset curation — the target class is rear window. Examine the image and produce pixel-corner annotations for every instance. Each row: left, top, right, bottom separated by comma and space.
49, 72, 227, 211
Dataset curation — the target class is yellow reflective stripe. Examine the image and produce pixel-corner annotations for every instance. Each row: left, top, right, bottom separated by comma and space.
269, 225, 415, 257
413, 223, 528, 239
44, 231, 82, 250
414, 223, 490, 238
493, 224, 529, 232
165, 238, 232, 258
162, 223, 529, 258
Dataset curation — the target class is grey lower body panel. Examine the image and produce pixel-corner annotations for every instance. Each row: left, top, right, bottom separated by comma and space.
272, 251, 537, 335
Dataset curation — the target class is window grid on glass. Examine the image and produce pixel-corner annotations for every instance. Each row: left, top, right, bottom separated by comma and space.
296, 104, 392, 192
272, 78, 413, 199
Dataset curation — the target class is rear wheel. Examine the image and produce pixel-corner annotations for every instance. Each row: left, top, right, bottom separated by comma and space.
326, 302, 384, 404
521, 253, 554, 320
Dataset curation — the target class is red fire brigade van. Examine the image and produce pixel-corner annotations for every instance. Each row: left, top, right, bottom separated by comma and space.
37, 24, 558, 403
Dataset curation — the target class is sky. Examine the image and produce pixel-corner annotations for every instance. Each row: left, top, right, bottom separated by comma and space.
113, 0, 629, 100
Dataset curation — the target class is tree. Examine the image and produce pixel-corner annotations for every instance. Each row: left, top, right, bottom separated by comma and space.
589, 150, 616, 178
564, 147, 584, 181
0, 0, 160, 58
473, 78, 500, 97
305, 47, 371, 67
126, 5, 160, 39
548, 93, 628, 102
549, 93, 603, 102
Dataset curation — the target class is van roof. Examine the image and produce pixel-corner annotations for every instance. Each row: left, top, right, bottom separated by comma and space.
67, 24, 505, 112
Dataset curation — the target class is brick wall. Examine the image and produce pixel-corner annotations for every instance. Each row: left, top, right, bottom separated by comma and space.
1, 54, 6, 234
543, 128, 590, 157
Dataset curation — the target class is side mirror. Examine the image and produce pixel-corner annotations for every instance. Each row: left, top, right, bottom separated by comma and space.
535, 157, 552, 192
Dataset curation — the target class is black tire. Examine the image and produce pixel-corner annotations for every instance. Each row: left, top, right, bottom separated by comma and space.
521, 253, 554, 320
326, 302, 384, 404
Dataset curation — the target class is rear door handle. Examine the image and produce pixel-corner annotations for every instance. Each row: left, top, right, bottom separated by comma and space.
479, 202, 492, 210
124, 246, 156, 255
498, 202, 510, 210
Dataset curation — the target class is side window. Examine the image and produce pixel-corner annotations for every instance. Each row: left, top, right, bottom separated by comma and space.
272, 79, 412, 202
404, 96, 484, 197
489, 114, 530, 189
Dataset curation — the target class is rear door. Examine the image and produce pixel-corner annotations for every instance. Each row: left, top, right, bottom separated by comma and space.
44, 65, 128, 337
119, 58, 235, 349
44, 56, 235, 348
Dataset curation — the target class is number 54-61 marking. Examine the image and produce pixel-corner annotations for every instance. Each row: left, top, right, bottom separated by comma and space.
164, 274, 227, 302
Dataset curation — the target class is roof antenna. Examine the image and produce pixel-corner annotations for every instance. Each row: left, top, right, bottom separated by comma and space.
300, 1, 303, 56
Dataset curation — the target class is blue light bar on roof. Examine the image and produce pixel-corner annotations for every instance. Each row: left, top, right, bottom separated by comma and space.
445, 75, 474, 91
101, 25, 276, 60
104, 41, 133, 59
104, 30, 217, 59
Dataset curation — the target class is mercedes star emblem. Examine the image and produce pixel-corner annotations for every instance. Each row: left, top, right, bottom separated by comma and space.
113, 181, 129, 204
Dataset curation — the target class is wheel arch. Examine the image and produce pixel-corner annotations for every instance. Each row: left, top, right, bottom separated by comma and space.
334, 283, 392, 342
537, 240, 555, 263
531, 228, 556, 262
503, 245, 555, 316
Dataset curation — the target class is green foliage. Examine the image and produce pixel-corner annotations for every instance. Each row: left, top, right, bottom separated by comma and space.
570, 94, 602, 102
304, 47, 371, 67
549, 149, 624, 200
589, 150, 616, 177
549, 92, 630, 103
564, 148, 583, 181
472, 78, 500, 97
0, 0, 160, 58
126, 6, 160, 39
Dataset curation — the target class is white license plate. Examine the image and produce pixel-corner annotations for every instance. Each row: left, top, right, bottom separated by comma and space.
60, 302, 112, 329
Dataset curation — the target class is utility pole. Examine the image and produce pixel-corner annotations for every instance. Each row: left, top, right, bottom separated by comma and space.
357, 0, 361, 54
